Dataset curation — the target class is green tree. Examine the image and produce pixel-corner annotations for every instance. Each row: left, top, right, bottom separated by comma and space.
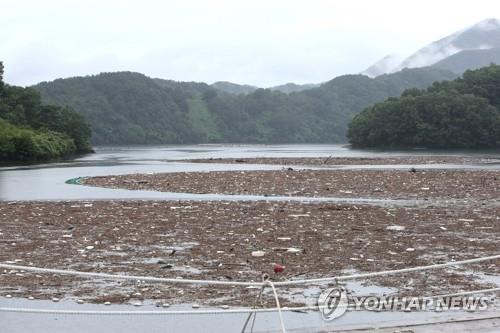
0, 63, 92, 162
0, 61, 4, 84
348, 65, 500, 148
32, 68, 457, 144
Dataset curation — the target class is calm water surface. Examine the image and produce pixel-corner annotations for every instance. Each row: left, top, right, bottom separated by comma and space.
1, 144, 499, 201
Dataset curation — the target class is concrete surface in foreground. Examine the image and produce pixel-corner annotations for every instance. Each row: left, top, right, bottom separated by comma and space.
337, 315, 500, 333
1, 297, 499, 333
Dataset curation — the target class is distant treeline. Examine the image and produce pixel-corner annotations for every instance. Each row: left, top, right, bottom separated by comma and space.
348, 64, 500, 148
0, 62, 92, 162
33, 67, 457, 145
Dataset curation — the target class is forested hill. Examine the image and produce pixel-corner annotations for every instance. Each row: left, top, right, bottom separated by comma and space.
33, 67, 457, 145
348, 64, 500, 148
0, 62, 92, 162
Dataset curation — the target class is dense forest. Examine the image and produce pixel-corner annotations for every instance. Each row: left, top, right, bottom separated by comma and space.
348, 64, 500, 148
0, 62, 92, 162
34, 67, 457, 145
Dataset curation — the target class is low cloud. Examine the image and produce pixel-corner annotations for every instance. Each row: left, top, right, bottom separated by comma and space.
1, 0, 499, 86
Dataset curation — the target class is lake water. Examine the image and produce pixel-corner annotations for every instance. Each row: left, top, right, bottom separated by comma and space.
1, 144, 500, 332
1, 144, 499, 201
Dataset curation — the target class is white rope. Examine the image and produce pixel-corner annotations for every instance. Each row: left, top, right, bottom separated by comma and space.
265, 280, 287, 333
0, 305, 317, 316
0, 287, 498, 316
278, 254, 500, 286
1, 254, 499, 287
0, 264, 261, 286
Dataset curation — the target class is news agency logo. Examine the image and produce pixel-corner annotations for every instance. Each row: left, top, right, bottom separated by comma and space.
318, 287, 490, 321
317, 287, 349, 320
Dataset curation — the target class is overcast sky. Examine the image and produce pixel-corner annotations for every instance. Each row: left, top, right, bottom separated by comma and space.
2, 0, 499, 87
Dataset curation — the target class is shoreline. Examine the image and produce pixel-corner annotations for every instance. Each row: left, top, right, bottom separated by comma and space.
177, 156, 500, 166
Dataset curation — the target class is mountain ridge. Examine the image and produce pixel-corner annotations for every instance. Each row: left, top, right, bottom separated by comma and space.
33, 67, 456, 145
362, 18, 500, 77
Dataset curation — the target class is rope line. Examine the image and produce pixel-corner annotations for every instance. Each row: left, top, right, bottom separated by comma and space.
0, 287, 498, 316
1, 254, 499, 287
0, 306, 317, 316
288, 254, 500, 286
265, 279, 286, 333
0, 264, 261, 287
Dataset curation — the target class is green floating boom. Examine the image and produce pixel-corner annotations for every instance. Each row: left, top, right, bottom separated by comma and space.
65, 177, 86, 185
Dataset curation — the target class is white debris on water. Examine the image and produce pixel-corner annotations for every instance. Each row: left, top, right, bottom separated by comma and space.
251, 250, 266, 257
386, 225, 406, 231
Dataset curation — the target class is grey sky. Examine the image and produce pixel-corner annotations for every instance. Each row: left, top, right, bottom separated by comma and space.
2, 0, 499, 87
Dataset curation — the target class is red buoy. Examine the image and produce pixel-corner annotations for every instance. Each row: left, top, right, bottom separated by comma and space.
273, 263, 285, 273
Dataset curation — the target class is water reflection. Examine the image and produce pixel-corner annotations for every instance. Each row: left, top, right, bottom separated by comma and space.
1, 144, 499, 201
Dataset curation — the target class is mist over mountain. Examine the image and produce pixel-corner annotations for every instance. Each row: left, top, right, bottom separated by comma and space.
210, 81, 258, 95
210, 81, 318, 95
33, 67, 456, 145
361, 54, 404, 77
269, 83, 319, 94
363, 18, 500, 77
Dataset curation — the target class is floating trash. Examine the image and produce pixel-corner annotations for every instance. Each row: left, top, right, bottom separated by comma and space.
386, 225, 405, 231
251, 250, 266, 257
273, 263, 285, 273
